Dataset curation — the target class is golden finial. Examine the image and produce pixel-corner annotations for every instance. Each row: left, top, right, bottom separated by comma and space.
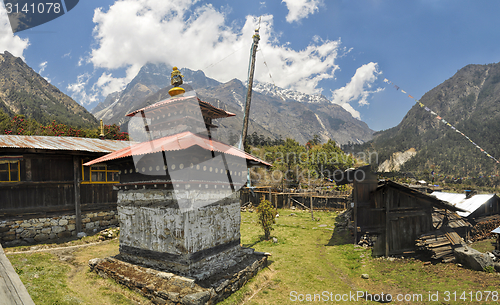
169, 66, 186, 97
99, 119, 105, 139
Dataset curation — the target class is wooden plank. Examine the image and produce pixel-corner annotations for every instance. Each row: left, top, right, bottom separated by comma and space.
310, 192, 313, 220
385, 189, 390, 257
0, 244, 35, 304
74, 156, 82, 233
290, 197, 310, 211
427, 241, 451, 248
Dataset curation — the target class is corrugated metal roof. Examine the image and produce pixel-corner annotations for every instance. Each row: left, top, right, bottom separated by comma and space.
0, 135, 132, 153
431, 191, 497, 217
83, 131, 271, 167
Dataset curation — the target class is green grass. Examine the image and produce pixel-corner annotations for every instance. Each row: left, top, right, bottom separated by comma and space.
7, 238, 151, 305
9, 253, 76, 304
6, 209, 500, 304
223, 209, 500, 304
471, 238, 496, 253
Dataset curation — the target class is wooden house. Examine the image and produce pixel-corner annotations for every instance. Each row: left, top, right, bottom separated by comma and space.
0, 135, 131, 230
337, 166, 466, 256
369, 180, 466, 256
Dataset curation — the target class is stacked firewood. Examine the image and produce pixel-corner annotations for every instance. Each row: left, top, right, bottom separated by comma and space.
470, 219, 500, 242
416, 230, 463, 263
357, 234, 374, 247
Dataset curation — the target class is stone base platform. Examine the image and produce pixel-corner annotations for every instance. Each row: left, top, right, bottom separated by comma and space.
89, 250, 268, 305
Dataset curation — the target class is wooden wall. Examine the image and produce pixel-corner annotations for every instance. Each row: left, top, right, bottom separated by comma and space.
0, 153, 117, 219
369, 184, 434, 256
469, 195, 500, 220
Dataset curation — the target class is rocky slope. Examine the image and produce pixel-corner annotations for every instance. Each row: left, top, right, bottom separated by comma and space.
0, 51, 97, 127
363, 62, 500, 177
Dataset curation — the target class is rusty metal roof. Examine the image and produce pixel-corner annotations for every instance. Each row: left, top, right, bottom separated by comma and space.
126, 95, 235, 119
83, 131, 271, 167
0, 135, 132, 153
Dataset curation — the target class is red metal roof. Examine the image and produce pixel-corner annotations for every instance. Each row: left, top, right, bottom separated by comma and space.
0, 135, 133, 153
83, 131, 271, 167
126, 95, 235, 119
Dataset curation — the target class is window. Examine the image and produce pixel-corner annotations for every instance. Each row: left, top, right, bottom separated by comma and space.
0, 161, 20, 182
82, 162, 119, 184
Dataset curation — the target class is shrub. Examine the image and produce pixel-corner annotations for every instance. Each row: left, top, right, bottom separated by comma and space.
256, 199, 275, 240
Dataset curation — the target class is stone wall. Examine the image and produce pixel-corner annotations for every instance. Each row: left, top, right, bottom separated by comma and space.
117, 188, 244, 280
89, 252, 268, 305
0, 210, 118, 247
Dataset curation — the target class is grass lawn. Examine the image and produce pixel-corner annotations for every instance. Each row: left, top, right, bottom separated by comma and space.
5, 209, 500, 304
471, 238, 497, 253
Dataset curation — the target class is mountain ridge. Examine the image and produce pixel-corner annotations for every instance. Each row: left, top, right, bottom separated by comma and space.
357, 62, 500, 179
0, 51, 98, 128
92, 63, 374, 145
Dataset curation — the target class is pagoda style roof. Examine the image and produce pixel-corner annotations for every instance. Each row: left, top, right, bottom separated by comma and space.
83, 131, 271, 167
126, 95, 235, 120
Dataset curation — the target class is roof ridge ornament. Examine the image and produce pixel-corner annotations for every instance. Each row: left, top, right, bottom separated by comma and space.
169, 66, 185, 97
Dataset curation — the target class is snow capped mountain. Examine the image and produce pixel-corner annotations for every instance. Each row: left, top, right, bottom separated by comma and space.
252, 81, 330, 104
92, 63, 374, 145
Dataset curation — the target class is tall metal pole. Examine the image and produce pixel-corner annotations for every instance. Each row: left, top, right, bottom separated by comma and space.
239, 29, 260, 150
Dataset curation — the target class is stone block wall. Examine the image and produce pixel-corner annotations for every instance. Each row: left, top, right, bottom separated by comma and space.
0, 210, 118, 247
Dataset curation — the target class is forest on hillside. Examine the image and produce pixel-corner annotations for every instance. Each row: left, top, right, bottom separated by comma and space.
0, 109, 128, 140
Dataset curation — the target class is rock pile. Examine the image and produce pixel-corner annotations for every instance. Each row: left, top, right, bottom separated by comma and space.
334, 208, 353, 232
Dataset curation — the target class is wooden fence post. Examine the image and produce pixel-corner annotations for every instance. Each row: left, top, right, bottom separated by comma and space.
73, 156, 82, 233
310, 192, 314, 220
385, 190, 391, 257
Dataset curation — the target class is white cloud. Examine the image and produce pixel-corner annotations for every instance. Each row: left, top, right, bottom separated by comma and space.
0, 8, 29, 58
330, 62, 383, 119
67, 73, 100, 105
38, 61, 51, 82
38, 61, 48, 74
95, 65, 141, 97
78, 0, 341, 102
282, 0, 323, 23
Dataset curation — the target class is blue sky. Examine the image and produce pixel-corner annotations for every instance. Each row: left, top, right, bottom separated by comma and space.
2, 0, 500, 132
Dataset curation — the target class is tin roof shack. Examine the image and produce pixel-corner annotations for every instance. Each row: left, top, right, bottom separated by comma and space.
431, 191, 500, 222
370, 181, 467, 257
335, 166, 467, 256
85, 91, 270, 281
0, 135, 131, 239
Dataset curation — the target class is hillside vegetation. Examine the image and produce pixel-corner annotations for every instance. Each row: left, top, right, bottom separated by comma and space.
350, 63, 500, 188
0, 51, 98, 128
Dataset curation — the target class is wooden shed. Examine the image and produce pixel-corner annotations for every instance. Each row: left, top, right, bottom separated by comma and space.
0, 135, 131, 231
368, 180, 466, 256
335, 166, 467, 256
